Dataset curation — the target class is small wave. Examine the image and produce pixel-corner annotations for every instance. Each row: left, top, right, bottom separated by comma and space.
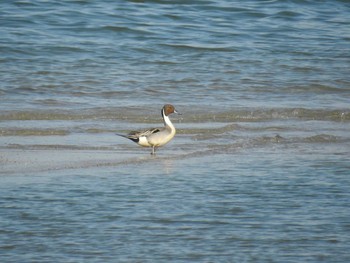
161, 43, 235, 52
183, 108, 350, 123
101, 25, 150, 35
127, 0, 213, 5
1, 108, 349, 123
304, 134, 339, 143
1, 129, 69, 136
5, 144, 114, 151
272, 10, 302, 20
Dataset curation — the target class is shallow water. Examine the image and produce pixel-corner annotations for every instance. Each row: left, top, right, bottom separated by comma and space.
1, 146, 350, 262
1, 0, 350, 262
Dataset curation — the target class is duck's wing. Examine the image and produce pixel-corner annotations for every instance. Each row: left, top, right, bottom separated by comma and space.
117, 127, 163, 142
128, 127, 162, 138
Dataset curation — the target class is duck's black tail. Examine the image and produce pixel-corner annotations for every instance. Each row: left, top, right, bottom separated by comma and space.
116, 133, 139, 143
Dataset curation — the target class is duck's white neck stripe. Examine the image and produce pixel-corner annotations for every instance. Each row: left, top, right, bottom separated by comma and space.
162, 109, 175, 129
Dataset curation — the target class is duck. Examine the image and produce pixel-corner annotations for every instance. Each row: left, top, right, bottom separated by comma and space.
118, 104, 180, 155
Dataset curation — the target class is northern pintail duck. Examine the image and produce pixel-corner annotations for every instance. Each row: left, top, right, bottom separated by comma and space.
118, 104, 180, 155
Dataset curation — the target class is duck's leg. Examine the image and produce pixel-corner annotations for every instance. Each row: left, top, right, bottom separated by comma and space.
151, 146, 156, 155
